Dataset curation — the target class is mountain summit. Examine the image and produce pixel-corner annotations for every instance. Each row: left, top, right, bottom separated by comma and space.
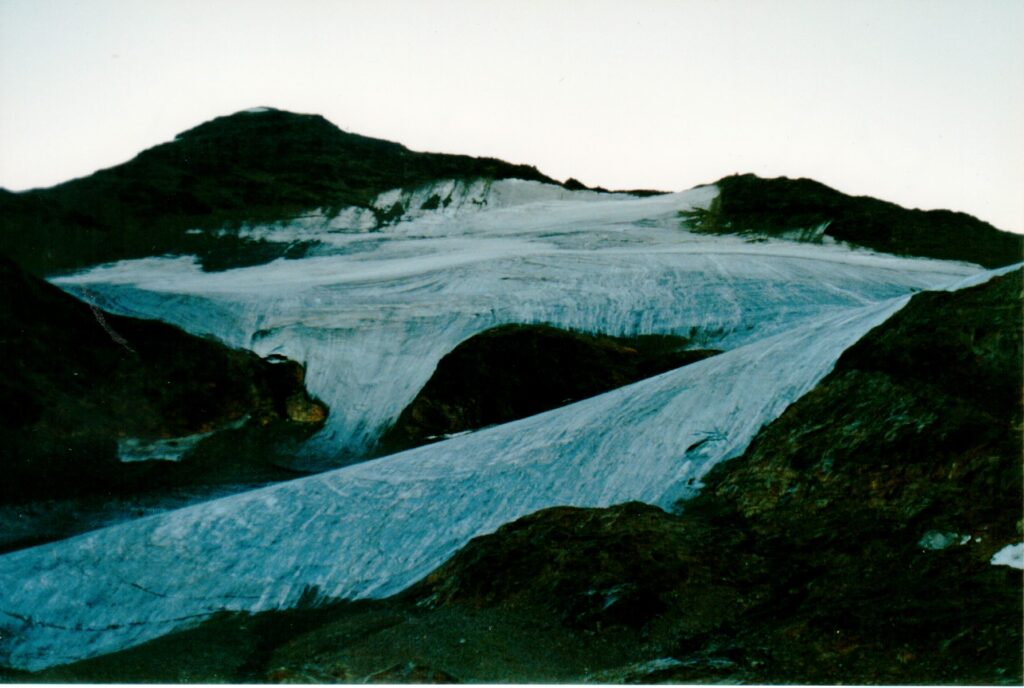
0, 108, 560, 274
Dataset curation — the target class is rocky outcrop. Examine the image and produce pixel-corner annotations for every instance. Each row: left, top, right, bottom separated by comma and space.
378, 325, 719, 452
673, 269, 1023, 683
22, 271, 1022, 683
684, 173, 1023, 268
704, 268, 1023, 551
0, 255, 327, 505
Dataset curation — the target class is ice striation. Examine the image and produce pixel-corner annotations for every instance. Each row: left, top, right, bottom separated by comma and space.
0, 180, 990, 670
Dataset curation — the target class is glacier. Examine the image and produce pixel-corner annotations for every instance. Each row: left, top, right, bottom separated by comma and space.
52, 180, 978, 463
0, 180, 989, 669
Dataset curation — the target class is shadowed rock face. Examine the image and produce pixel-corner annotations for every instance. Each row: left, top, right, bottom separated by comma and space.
705, 268, 1023, 550
19, 271, 1022, 684
378, 325, 719, 453
0, 255, 327, 506
684, 174, 1024, 268
672, 269, 1023, 683
0, 108, 561, 275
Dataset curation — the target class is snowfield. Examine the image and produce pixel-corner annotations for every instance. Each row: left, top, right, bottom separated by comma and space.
0, 180, 988, 669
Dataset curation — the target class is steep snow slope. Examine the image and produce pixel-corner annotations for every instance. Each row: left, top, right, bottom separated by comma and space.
53, 180, 978, 463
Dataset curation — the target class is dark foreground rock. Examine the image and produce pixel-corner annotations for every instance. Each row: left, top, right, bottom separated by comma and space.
17, 271, 1022, 684
379, 325, 718, 452
684, 174, 1024, 268
0, 255, 327, 511
678, 267, 1024, 683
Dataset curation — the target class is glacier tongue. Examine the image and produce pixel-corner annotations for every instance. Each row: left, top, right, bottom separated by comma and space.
1, 293, 909, 670
52, 182, 979, 462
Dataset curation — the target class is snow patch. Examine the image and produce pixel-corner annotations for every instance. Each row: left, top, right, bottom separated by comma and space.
917, 530, 971, 550
990, 543, 1024, 569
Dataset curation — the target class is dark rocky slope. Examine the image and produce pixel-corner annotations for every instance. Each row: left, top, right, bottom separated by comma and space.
0, 255, 327, 509
26, 271, 1021, 683
378, 325, 718, 453
684, 173, 1023, 268
0, 108, 560, 275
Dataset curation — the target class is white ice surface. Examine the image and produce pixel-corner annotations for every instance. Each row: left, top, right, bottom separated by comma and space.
0, 180, 989, 669
990, 543, 1024, 569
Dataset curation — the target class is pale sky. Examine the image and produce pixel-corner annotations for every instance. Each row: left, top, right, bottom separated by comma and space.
1, 0, 1022, 231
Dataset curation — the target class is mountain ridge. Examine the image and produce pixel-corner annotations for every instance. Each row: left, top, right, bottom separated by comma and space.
2, 107, 1019, 275
0, 108, 564, 274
